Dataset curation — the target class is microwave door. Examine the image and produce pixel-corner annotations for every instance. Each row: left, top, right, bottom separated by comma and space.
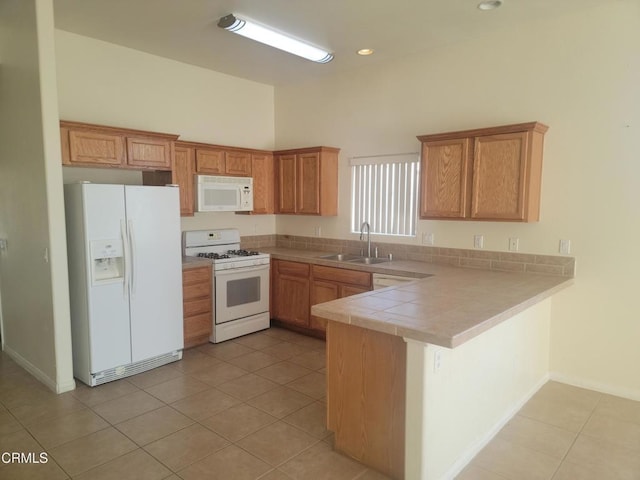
201, 185, 240, 211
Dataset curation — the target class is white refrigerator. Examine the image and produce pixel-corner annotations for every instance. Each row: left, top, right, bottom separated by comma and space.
64, 183, 184, 386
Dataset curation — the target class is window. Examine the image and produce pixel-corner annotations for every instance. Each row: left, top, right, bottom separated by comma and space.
350, 153, 420, 237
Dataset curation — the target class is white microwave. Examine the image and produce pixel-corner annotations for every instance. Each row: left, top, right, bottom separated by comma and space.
196, 175, 253, 212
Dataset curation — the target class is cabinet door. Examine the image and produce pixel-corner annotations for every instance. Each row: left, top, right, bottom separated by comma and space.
420, 138, 471, 219
310, 280, 340, 332
126, 136, 172, 170
225, 151, 252, 176
173, 146, 195, 216
272, 260, 310, 327
276, 154, 297, 213
297, 152, 321, 215
274, 274, 310, 327
471, 131, 528, 220
251, 154, 274, 214
68, 130, 125, 166
196, 149, 225, 174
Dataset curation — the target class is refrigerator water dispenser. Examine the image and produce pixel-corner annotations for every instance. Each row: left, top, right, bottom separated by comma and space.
90, 239, 124, 284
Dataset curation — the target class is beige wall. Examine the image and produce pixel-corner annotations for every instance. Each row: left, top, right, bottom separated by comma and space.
274, 2, 640, 398
55, 30, 277, 236
0, 0, 74, 392
406, 299, 551, 479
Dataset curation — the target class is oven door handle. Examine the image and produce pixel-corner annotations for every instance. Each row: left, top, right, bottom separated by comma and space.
214, 264, 269, 276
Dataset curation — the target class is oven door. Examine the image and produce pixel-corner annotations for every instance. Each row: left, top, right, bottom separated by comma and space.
214, 264, 269, 324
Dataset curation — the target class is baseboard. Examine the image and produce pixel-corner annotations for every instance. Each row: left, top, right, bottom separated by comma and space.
550, 372, 640, 402
3, 345, 76, 394
440, 372, 550, 480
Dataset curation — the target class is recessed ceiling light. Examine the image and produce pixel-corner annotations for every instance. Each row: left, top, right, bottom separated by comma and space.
357, 48, 374, 56
477, 0, 503, 11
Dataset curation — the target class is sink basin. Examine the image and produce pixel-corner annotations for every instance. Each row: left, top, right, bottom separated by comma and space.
318, 253, 361, 262
347, 257, 388, 265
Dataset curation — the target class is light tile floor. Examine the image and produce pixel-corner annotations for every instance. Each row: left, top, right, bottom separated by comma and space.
1, 327, 639, 480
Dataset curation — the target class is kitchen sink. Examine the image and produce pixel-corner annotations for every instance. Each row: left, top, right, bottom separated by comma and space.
318, 253, 361, 261
347, 257, 388, 265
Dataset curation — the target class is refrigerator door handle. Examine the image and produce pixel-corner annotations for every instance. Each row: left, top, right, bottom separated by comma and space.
128, 219, 137, 296
121, 219, 130, 297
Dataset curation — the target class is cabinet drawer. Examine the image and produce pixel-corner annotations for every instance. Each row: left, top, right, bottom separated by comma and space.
183, 267, 211, 285
183, 282, 210, 300
183, 298, 211, 317
312, 265, 371, 287
276, 260, 310, 277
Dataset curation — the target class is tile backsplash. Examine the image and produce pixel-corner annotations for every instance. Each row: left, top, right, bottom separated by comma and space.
241, 234, 575, 278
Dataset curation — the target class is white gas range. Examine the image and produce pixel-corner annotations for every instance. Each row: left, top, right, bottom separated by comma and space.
183, 229, 270, 343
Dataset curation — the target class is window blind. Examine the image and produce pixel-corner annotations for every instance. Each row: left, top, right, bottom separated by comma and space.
350, 153, 419, 237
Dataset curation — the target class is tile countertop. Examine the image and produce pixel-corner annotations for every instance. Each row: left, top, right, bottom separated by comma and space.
181, 256, 213, 269
262, 247, 574, 349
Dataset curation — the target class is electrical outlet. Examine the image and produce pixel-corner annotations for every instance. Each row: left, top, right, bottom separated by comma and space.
508, 237, 519, 252
473, 234, 484, 249
0, 238, 7, 251
559, 239, 571, 255
433, 349, 442, 373
422, 232, 434, 245
313, 226, 322, 237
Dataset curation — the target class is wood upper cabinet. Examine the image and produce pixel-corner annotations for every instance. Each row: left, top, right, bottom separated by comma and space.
418, 122, 548, 222
195, 149, 225, 174
420, 138, 471, 219
60, 120, 178, 171
182, 266, 213, 349
66, 129, 126, 166
225, 151, 252, 176
195, 148, 252, 176
172, 145, 196, 216
126, 136, 173, 169
274, 147, 339, 216
271, 260, 310, 328
251, 153, 275, 214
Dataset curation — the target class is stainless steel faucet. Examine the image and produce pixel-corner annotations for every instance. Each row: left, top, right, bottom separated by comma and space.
360, 222, 371, 258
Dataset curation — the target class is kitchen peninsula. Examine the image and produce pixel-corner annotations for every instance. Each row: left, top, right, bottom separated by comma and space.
264, 246, 574, 480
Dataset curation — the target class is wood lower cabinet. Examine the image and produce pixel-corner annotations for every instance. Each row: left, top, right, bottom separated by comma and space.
182, 266, 212, 348
271, 260, 372, 335
310, 265, 371, 333
271, 260, 310, 328
274, 147, 339, 216
60, 121, 178, 170
418, 122, 548, 222
326, 321, 406, 479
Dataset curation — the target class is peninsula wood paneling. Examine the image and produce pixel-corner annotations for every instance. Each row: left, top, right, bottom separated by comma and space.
327, 321, 406, 479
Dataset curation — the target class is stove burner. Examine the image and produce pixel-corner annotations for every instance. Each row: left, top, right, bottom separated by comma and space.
197, 252, 230, 259
227, 249, 260, 257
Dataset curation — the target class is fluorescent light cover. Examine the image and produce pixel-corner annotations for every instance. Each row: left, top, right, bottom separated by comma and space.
218, 14, 333, 63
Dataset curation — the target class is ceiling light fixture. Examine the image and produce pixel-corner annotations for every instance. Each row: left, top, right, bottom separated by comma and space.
218, 14, 334, 64
477, 0, 503, 10
357, 48, 374, 56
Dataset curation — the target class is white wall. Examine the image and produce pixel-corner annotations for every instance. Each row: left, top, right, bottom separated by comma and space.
55, 30, 277, 236
0, 0, 74, 393
274, 2, 640, 398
